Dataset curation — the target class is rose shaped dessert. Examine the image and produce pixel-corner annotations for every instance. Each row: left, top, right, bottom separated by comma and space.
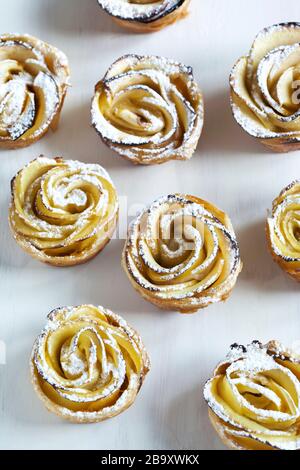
122, 194, 242, 313
230, 23, 300, 152
97, 0, 191, 33
9, 157, 118, 266
204, 341, 300, 450
0, 33, 70, 149
31, 305, 150, 423
91, 54, 203, 165
267, 181, 300, 280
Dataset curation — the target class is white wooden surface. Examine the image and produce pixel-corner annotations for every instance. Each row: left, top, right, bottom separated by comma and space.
1, 0, 300, 451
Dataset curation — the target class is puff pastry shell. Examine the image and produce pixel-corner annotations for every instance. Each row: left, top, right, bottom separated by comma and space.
91, 54, 203, 165
31, 305, 150, 423
97, 1, 190, 33
230, 23, 300, 152
122, 194, 242, 313
266, 181, 300, 280
0, 33, 69, 149
204, 341, 300, 450
9, 157, 118, 266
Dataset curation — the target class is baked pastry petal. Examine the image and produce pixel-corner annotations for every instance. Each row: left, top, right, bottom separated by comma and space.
0, 34, 70, 149
266, 181, 300, 280
91, 54, 203, 165
9, 156, 118, 266
31, 305, 150, 423
230, 23, 300, 152
122, 194, 242, 313
204, 341, 300, 450
97, 1, 190, 33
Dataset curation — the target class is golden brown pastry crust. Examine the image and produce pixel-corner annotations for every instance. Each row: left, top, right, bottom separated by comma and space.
266, 181, 300, 280
112, 1, 190, 33
31, 305, 150, 423
9, 157, 118, 267
204, 341, 300, 450
91, 54, 203, 165
122, 194, 242, 313
230, 23, 300, 152
0, 34, 70, 149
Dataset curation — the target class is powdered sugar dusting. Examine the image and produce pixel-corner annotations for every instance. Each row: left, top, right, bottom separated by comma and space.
98, 0, 184, 22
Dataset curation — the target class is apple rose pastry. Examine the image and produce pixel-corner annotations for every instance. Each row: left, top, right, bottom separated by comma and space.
91, 54, 203, 165
122, 194, 242, 313
230, 22, 300, 152
0, 33, 70, 149
97, 1, 191, 33
31, 305, 150, 423
204, 341, 300, 450
266, 181, 300, 280
9, 157, 118, 266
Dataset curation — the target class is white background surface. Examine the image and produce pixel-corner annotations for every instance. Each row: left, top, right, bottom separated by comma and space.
1, 0, 300, 451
